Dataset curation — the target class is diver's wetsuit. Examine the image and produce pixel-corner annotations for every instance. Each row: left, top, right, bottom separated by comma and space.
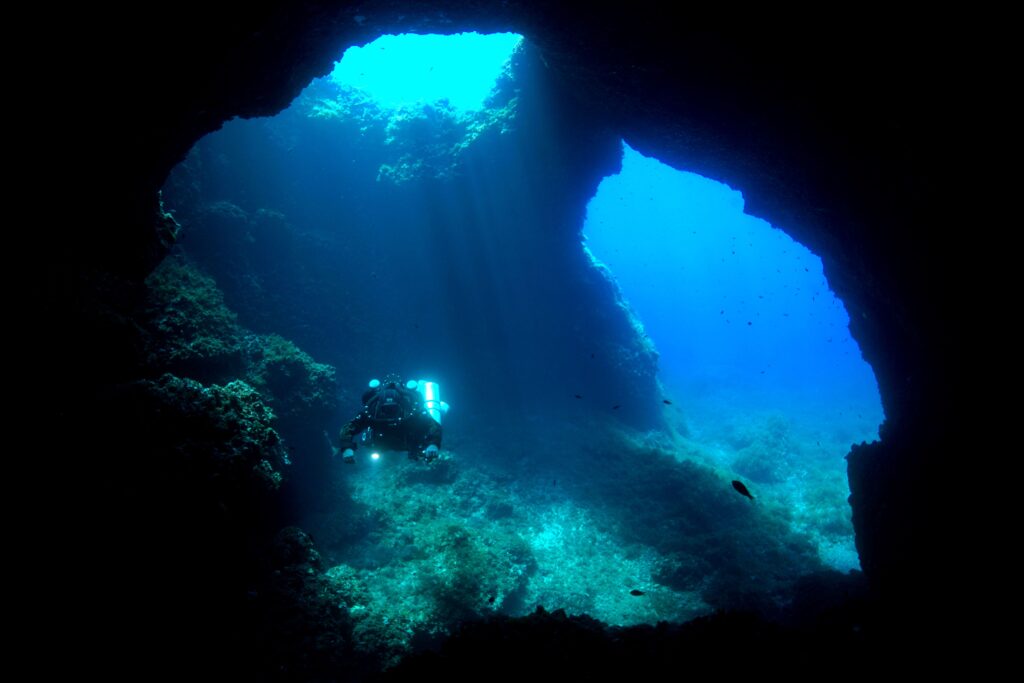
339, 383, 442, 457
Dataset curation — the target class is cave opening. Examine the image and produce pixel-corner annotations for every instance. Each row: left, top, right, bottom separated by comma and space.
328, 32, 523, 112
152, 31, 884, 666
584, 142, 885, 571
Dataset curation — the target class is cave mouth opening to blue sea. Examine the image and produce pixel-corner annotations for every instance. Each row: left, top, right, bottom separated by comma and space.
583, 143, 885, 571
159, 31, 887, 646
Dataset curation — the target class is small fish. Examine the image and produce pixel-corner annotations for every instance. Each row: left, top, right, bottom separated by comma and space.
732, 480, 754, 500
574, 394, 583, 399
630, 589, 645, 596
662, 399, 672, 405
488, 595, 496, 604
612, 405, 621, 410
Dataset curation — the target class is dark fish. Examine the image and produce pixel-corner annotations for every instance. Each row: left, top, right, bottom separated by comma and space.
574, 394, 583, 399
731, 480, 754, 500
662, 399, 672, 405
612, 405, 621, 410
630, 589, 645, 596
488, 595, 496, 604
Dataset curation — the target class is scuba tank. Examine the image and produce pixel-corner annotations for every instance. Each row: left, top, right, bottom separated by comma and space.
415, 379, 449, 425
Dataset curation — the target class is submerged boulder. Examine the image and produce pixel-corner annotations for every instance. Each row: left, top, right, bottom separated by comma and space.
143, 255, 337, 427
143, 254, 245, 381
126, 373, 290, 497
242, 332, 338, 425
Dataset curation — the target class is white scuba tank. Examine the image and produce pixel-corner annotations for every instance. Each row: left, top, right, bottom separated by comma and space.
416, 379, 450, 425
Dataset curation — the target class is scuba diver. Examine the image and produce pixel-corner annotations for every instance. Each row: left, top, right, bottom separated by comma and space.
338, 374, 449, 464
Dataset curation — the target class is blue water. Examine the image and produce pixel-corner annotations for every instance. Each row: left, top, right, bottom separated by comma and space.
582, 144, 884, 572
584, 144, 884, 439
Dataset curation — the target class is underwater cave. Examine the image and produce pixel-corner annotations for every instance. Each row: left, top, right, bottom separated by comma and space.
154, 28, 886, 643
57, 4, 971, 680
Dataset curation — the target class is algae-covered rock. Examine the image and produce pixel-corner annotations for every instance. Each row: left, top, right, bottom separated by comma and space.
137, 373, 290, 493
319, 518, 535, 666
242, 332, 337, 423
273, 526, 325, 571
144, 255, 337, 425
144, 255, 244, 381
419, 523, 534, 622
253, 527, 368, 679
309, 460, 538, 663
567, 427, 821, 617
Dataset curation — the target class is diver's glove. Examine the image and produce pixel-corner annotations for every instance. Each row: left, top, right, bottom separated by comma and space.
422, 444, 439, 462
342, 448, 356, 464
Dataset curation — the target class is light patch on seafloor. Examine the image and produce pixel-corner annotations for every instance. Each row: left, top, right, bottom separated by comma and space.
524, 502, 708, 626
